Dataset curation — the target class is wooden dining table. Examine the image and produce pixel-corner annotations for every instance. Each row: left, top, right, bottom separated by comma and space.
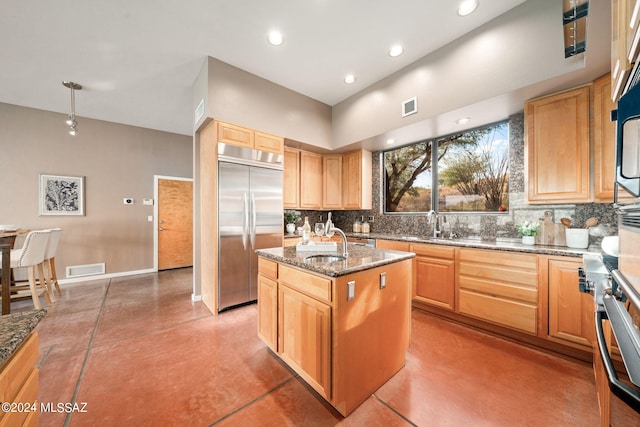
0, 229, 29, 315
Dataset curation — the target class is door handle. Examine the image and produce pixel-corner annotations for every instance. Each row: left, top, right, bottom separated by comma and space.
250, 192, 256, 249
159, 227, 165, 231
242, 192, 249, 250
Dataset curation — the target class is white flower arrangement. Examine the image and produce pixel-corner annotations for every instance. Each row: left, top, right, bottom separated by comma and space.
516, 221, 539, 237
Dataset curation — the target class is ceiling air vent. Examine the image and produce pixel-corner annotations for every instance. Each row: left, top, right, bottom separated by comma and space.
402, 96, 418, 117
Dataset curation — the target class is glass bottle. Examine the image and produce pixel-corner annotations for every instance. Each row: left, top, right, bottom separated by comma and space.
362, 216, 370, 234
302, 217, 311, 244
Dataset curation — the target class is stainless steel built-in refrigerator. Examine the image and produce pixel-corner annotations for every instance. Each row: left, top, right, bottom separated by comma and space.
218, 143, 283, 311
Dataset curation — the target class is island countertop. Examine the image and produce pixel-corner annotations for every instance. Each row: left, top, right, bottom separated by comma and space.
256, 244, 415, 277
0, 309, 46, 367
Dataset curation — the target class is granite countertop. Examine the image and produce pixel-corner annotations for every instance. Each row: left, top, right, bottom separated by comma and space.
0, 310, 46, 367
344, 232, 601, 257
256, 244, 415, 277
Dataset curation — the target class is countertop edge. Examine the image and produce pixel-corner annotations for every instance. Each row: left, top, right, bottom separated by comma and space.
0, 309, 46, 368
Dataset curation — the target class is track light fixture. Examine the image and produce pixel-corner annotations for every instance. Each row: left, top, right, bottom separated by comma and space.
62, 81, 82, 136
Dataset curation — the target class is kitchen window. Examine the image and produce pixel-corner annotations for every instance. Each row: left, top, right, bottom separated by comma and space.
384, 120, 509, 213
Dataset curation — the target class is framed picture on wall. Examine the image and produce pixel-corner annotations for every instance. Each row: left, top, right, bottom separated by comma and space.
39, 174, 85, 216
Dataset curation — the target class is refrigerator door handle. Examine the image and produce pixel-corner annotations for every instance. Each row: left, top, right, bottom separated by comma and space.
242, 192, 249, 250
250, 192, 257, 249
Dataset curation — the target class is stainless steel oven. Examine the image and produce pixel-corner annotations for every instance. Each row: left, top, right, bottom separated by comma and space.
583, 204, 640, 425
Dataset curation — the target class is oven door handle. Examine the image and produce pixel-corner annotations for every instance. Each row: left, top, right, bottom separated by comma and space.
595, 310, 640, 412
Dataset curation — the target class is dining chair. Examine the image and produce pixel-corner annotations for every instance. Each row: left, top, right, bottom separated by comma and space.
0, 229, 51, 309
43, 228, 62, 298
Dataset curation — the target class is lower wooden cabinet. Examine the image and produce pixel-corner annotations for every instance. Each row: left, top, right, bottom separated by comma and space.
0, 332, 39, 427
375, 239, 410, 251
411, 244, 455, 311
279, 284, 332, 398
547, 257, 594, 348
458, 248, 540, 334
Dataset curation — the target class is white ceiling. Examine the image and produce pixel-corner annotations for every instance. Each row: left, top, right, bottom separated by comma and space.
0, 0, 610, 142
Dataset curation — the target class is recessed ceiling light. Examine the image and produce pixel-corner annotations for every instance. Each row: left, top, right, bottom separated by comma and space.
344, 74, 356, 84
389, 45, 404, 57
457, 0, 479, 16
386, 138, 396, 145
455, 117, 472, 125
267, 31, 283, 46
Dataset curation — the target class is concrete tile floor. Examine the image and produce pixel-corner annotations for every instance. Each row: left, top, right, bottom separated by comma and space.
13, 268, 600, 426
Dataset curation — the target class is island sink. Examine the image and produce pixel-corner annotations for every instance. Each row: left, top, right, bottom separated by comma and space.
304, 254, 347, 263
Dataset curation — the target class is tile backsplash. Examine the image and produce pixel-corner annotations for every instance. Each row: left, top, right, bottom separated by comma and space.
289, 113, 618, 249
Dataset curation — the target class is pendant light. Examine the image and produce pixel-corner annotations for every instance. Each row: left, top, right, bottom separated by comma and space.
62, 81, 82, 136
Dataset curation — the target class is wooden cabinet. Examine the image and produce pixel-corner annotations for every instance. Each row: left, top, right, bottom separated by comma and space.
547, 257, 594, 348
611, 0, 636, 100
258, 256, 412, 416
593, 74, 619, 202
0, 332, 39, 427
458, 248, 540, 334
283, 147, 300, 208
217, 120, 283, 154
279, 282, 332, 398
376, 239, 410, 251
257, 258, 278, 352
322, 155, 343, 209
342, 149, 372, 210
411, 244, 455, 311
299, 151, 323, 209
525, 85, 591, 203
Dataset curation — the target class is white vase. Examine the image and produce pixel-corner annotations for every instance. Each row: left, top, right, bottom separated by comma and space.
286, 223, 296, 234
522, 235, 535, 245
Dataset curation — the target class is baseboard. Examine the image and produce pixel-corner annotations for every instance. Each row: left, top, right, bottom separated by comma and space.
58, 268, 157, 285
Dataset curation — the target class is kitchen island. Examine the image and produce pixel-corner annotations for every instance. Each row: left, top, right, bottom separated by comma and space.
255, 244, 414, 416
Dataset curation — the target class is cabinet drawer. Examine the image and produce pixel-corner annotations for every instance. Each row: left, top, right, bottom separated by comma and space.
258, 257, 278, 280
0, 332, 38, 403
459, 289, 537, 334
280, 264, 332, 303
411, 243, 455, 258
459, 248, 537, 270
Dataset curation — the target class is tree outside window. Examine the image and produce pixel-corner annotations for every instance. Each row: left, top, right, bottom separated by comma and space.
384, 121, 509, 213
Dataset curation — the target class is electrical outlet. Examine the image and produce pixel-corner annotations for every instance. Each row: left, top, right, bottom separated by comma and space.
123, 198, 134, 205
368, 216, 375, 223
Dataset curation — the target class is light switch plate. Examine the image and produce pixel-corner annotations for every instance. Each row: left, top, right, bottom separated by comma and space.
347, 281, 355, 301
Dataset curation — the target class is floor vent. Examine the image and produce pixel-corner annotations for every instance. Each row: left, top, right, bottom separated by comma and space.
66, 263, 106, 278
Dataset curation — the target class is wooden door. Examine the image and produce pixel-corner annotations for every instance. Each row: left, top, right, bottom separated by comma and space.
548, 257, 593, 347
283, 147, 300, 208
525, 85, 591, 203
158, 179, 193, 270
278, 284, 331, 399
322, 155, 342, 209
299, 151, 323, 209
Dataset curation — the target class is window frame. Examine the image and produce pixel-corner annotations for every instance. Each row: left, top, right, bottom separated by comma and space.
382, 119, 509, 215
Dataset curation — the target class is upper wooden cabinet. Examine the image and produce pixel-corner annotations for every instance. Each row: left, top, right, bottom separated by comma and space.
342, 149, 372, 210
283, 147, 372, 210
593, 74, 620, 202
611, 0, 640, 100
525, 85, 591, 203
283, 147, 300, 208
217, 120, 283, 154
322, 155, 343, 209
299, 151, 323, 209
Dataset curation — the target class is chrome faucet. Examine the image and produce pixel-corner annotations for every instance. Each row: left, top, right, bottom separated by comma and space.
427, 210, 440, 238
330, 227, 349, 257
